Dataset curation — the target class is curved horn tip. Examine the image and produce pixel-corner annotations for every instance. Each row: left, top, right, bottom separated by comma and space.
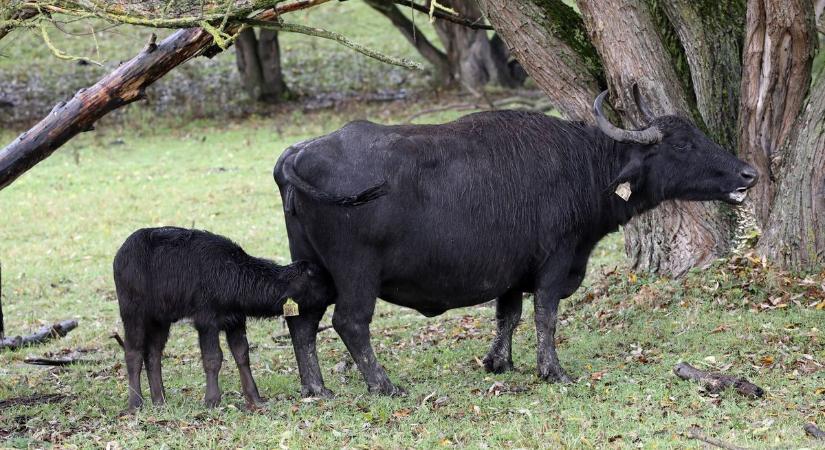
592, 90, 609, 116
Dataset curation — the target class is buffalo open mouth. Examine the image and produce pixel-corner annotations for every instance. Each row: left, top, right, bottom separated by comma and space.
727, 187, 749, 204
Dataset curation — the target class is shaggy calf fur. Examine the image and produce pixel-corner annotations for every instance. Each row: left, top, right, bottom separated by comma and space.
113, 227, 332, 411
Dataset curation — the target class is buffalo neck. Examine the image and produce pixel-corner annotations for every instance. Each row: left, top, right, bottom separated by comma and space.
227, 258, 292, 317
590, 137, 661, 234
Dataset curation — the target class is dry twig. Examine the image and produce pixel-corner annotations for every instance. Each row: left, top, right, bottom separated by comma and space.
673, 362, 764, 398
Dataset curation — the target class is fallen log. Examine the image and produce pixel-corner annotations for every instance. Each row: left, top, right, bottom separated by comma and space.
805, 423, 825, 440
0, 319, 78, 350
23, 356, 92, 366
673, 362, 764, 399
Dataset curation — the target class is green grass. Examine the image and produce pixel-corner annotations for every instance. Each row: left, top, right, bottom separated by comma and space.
0, 109, 823, 449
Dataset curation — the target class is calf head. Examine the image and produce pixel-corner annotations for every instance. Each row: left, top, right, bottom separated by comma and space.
284, 261, 335, 310
594, 87, 757, 205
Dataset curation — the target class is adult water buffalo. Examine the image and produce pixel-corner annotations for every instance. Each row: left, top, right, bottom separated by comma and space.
273, 88, 758, 397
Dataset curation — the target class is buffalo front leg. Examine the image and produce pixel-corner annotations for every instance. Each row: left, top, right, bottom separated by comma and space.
197, 326, 224, 407
286, 307, 333, 398
534, 290, 572, 382
483, 290, 522, 373
226, 323, 266, 408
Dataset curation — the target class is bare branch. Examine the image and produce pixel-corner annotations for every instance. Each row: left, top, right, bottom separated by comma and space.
391, 0, 493, 30
250, 20, 424, 70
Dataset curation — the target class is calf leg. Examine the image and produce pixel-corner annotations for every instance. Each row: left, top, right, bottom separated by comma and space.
483, 290, 522, 373
197, 326, 223, 407
225, 322, 265, 408
143, 322, 171, 406
534, 290, 571, 382
286, 307, 333, 398
332, 281, 402, 396
123, 319, 146, 411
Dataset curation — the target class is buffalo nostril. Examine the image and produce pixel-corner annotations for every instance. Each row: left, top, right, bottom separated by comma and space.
740, 166, 758, 185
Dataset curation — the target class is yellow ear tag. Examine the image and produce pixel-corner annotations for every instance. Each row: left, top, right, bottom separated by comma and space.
614, 182, 632, 201
283, 298, 299, 317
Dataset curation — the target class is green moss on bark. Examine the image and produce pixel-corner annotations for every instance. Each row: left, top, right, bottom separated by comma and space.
529, 0, 604, 86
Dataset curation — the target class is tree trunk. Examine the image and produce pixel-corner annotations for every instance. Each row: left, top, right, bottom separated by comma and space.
659, 0, 746, 150
433, 0, 520, 90
479, 0, 601, 121
234, 28, 289, 103
737, 0, 817, 227
758, 72, 825, 269
365, 0, 452, 86
578, 0, 735, 277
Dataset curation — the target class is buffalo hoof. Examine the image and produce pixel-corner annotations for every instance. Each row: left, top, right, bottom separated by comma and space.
368, 382, 406, 397
244, 396, 268, 412
482, 354, 514, 374
539, 367, 573, 383
301, 385, 335, 399
204, 396, 221, 408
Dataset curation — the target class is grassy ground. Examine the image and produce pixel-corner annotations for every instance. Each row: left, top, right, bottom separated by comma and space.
0, 107, 823, 449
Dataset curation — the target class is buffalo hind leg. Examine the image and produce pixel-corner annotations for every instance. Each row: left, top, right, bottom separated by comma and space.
144, 322, 171, 406
226, 322, 266, 409
123, 318, 146, 412
197, 326, 223, 407
332, 281, 402, 396
483, 290, 522, 373
534, 290, 572, 382
287, 307, 333, 398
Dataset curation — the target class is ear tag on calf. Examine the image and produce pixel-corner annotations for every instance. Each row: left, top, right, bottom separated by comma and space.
283, 298, 300, 317
614, 182, 632, 201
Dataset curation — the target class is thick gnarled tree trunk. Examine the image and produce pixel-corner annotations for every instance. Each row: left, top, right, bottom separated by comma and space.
235, 28, 289, 103
738, 0, 817, 227
479, 0, 601, 122
758, 74, 825, 268
578, 0, 736, 277
659, 0, 746, 150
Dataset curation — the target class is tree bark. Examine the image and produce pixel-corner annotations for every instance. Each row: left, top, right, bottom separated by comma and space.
479, 0, 601, 121
737, 0, 817, 228
758, 74, 825, 270
578, 0, 735, 277
366, 0, 452, 86
235, 28, 290, 103
659, 0, 746, 150
432, 0, 520, 90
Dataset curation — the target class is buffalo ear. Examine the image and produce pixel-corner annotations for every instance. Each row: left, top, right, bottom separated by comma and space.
609, 156, 644, 191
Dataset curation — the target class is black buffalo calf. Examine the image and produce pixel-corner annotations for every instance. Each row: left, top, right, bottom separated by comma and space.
113, 227, 332, 411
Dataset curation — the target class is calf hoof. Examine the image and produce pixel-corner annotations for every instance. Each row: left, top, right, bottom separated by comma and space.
539, 366, 573, 383
301, 385, 335, 399
368, 382, 406, 397
245, 398, 269, 412
204, 396, 222, 408
482, 354, 514, 374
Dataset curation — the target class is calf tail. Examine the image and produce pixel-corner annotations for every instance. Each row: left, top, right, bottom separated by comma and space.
280, 153, 387, 207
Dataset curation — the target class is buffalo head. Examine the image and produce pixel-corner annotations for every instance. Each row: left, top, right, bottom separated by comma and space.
593, 86, 757, 205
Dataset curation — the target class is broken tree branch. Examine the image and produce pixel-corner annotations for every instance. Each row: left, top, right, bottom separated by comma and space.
805, 423, 825, 440
391, 0, 492, 30
686, 427, 747, 450
0, 0, 349, 191
0, 319, 78, 350
673, 362, 764, 398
